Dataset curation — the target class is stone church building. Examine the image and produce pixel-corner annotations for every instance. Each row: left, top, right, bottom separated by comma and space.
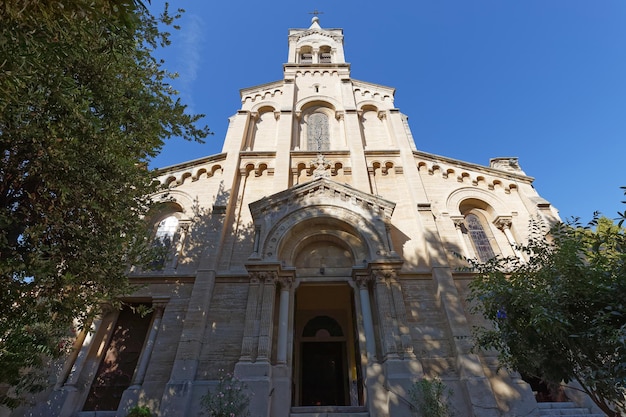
13, 17, 604, 417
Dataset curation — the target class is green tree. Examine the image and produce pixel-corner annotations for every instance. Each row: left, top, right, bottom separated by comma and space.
468, 216, 626, 417
409, 377, 455, 417
0, 0, 209, 407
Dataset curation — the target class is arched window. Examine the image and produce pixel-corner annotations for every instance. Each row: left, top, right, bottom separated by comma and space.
302, 315, 344, 338
300, 46, 313, 64
150, 215, 179, 270
307, 112, 330, 151
155, 215, 178, 243
319, 46, 332, 63
465, 213, 496, 262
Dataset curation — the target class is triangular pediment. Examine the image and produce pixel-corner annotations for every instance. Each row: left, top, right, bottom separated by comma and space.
248, 178, 400, 264
249, 177, 395, 221
289, 28, 343, 43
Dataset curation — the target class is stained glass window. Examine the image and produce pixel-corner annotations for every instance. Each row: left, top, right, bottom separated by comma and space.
466, 213, 495, 261
307, 113, 330, 151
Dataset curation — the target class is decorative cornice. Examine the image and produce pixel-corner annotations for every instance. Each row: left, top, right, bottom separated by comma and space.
414, 150, 534, 183
249, 177, 396, 221
289, 29, 343, 43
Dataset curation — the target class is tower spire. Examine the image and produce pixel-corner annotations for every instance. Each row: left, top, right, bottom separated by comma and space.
308, 9, 323, 28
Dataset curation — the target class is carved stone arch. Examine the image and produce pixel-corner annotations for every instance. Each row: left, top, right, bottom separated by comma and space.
372, 160, 394, 176
318, 44, 332, 63
192, 168, 207, 181
247, 104, 279, 151
210, 164, 223, 177
446, 187, 510, 218
249, 179, 397, 264
260, 205, 386, 263
151, 189, 195, 215
162, 175, 177, 188
357, 101, 381, 112
295, 97, 341, 113
147, 201, 184, 225
297, 44, 314, 64
280, 217, 370, 267
250, 102, 279, 114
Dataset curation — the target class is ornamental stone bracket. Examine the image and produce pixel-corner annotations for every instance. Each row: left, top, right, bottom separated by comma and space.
493, 215, 513, 231
244, 262, 296, 287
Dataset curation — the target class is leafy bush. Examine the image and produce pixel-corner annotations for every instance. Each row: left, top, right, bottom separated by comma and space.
200, 370, 250, 417
125, 405, 152, 417
409, 377, 454, 417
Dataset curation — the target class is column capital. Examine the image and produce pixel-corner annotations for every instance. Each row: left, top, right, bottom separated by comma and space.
353, 272, 373, 289
249, 271, 274, 284
450, 215, 466, 229
277, 276, 293, 290
371, 267, 397, 284
263, 271, 278, 284
152, 296, 170, 311
493, 216, 513, 230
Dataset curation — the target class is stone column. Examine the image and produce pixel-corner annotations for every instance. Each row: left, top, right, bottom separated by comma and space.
276, 277, 292, 364
372, 269, 399, 360
257, 272, 277, 361
159, 269, 217, 417
312, 47, 319, 64
355, 272, 389, 417
378, 110, 392, 147
495, 217, 525, 261
355, 273, 376, 359
451, 216, 472, 259
56, 308, 115, 417
171, 222, 190, 269
60, 316, 103, 390
389, 277, 414, 359
235, 271, 279, 417
335, 110, 347, 148
130, 297, 169, 388
239, 273, 262, 362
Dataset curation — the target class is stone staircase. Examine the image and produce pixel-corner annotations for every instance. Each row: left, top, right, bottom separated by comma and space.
290, 406, 369, 417
538, 401, 606, 417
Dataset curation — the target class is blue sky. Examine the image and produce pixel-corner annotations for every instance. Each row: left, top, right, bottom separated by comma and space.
148, 1, 626, 222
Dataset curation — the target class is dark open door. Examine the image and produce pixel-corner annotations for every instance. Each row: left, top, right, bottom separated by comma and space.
300, 341, 348, 406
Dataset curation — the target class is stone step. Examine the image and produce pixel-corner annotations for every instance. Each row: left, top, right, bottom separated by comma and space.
537, 401, 606, 417
290, 405, 369, 417
290, 414, 369, 417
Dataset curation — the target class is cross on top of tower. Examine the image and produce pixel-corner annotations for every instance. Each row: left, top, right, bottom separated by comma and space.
308, 9, 324, 26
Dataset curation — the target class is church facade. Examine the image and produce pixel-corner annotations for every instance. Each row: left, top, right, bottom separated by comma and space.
13, 18, 589, 417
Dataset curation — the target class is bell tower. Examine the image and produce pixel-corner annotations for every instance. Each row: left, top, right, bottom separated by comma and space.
286, 16, 348, 67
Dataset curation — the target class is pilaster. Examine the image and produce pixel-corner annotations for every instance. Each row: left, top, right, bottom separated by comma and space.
159, 270, 216, 417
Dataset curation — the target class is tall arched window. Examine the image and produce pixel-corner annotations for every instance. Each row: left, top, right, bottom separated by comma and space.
319, 46, 332, 63
307, 112, 330, 151
465, 213, 495, 261
300, 46, 313, 64
151, 215, 179, 269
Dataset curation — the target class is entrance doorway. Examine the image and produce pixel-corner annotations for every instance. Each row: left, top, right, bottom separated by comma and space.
301, 341, 346, 405
293, 284, 363, 407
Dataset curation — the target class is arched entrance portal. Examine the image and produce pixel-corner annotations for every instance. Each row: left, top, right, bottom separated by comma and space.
293, 284, 362, 407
